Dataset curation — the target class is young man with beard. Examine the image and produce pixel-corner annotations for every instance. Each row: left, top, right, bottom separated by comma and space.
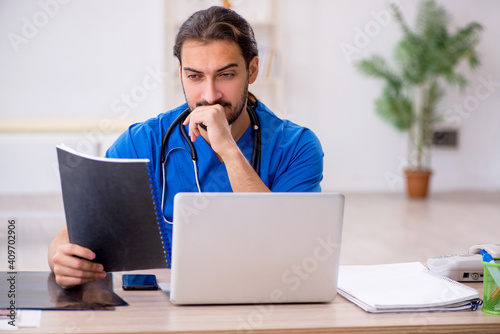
48, 6, 324, 288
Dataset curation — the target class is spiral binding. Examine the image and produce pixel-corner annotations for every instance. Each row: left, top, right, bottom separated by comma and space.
425, 268, 483, 311
147, 162, 172, 268
426, 268, 478, 292
470, 299, 483, 311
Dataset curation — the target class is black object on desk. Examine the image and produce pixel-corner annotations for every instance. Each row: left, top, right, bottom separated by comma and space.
56, 144, 170, 272
0, 271, 128, 310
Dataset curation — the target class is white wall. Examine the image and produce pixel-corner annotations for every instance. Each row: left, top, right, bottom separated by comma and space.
1, 0, 499, 194
280, 0, 500, 193
0, 0, 166, 120
0, 0, 167, 194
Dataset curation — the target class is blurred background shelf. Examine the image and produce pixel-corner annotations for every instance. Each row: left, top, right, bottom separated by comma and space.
0, 116, 134, 134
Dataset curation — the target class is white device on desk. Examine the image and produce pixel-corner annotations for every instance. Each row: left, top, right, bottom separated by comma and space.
427, 243, 500, 282
162, 192, 345, 305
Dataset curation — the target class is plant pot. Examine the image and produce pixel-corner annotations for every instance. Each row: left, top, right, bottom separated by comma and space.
404, 169, 432, 198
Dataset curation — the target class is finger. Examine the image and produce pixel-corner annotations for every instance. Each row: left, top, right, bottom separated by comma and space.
182, 113, 191, 126
187, 117, 201, 142
54, 263, 105, 278
182, 112, 198, 141
53, 244, 104, 273
53, 262, 105, 289
191, 126, 201, 142
55, 274, 103, 289
60, 243, 96, 261
54, 254, 104, 273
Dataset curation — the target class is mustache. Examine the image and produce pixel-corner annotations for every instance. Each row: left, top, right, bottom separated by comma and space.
191, 99, 233, 131
195, 98, 232, 108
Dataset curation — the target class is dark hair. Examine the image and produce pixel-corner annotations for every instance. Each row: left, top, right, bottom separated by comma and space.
173, 6, 258, 69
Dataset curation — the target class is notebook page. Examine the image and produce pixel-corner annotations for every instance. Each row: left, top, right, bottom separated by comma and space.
338, 262, 479, 310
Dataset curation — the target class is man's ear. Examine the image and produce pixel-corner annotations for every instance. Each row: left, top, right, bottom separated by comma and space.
178, 61, 182, 78
248, 56, 259, 84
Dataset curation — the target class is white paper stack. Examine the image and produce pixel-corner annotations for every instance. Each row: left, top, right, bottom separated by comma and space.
338, 262, 482, 313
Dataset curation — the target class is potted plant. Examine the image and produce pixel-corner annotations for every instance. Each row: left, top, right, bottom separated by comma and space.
356, 0, 482, 198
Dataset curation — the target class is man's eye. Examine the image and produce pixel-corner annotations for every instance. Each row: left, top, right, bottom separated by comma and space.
187, 74, 200, 80
219, 73, 234, 79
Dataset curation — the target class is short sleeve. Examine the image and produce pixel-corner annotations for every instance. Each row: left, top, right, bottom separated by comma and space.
270, 128, 324, 192
105, 123, 155, 162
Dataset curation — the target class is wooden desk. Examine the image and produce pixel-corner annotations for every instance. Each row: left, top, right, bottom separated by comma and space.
14, 269, 500, 334
5, 191, 500, 332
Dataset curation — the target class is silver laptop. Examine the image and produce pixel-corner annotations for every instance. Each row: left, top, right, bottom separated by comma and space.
163, 192, 344, 305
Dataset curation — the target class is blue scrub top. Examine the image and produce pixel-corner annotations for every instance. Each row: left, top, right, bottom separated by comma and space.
105, 101, 324, 261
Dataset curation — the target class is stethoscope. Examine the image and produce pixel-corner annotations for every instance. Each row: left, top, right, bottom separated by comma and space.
159, 104, 261, 224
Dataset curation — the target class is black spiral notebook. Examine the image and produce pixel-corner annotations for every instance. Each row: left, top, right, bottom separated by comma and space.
56, 144, 171, 272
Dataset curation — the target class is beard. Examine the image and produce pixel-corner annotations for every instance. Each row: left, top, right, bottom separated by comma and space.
182, 82, 249, 129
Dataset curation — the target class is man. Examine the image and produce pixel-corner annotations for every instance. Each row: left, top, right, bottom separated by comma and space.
48, 6, 323, 288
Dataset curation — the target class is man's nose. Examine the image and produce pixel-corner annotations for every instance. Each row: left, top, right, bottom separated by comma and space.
201, 79, 222, 104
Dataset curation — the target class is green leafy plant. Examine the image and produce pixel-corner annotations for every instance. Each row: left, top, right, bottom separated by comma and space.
357, 0, 482, 170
